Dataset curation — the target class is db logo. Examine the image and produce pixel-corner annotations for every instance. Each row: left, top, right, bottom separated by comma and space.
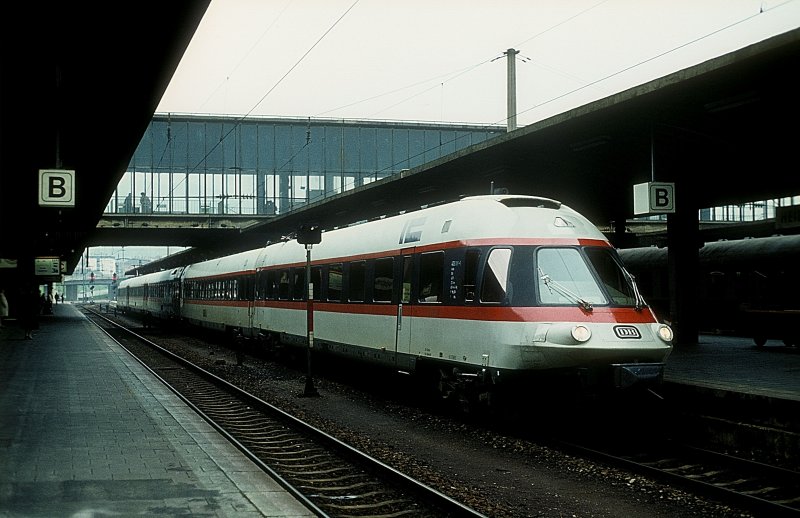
614, 326, 641, 339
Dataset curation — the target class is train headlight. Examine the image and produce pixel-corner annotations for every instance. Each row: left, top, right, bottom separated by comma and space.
571, 325, 592, 343
656, 324, 674, 343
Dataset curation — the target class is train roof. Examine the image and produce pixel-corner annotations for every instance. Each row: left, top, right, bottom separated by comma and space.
121, 195, 611, 278
117, 266, 184, 288
619, 234, 800, 268
182, 248, 266, 280
254, 194, 608, 265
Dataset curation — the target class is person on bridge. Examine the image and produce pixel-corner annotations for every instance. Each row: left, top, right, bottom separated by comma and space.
140, 192, 152, 213
122, 193, 132, 213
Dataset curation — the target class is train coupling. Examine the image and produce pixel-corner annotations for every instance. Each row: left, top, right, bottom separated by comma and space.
611, 362, 665, 388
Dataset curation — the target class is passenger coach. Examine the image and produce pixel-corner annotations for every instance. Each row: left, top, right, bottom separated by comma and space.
117, 267, 183, 321
118, 195, 673, 401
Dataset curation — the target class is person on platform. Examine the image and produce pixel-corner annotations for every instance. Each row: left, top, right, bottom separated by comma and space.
45, 291, 54, 314
19, 285, 42, 340
0, 288, 8, 328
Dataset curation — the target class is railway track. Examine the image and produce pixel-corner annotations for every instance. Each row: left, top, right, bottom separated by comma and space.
82, 306, 486, 518
87, 303, 800, 516
546, 414, 800, 517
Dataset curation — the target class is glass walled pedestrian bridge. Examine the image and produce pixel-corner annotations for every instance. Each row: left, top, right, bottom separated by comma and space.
106, 113, 798, 226
106, 113, 504, 217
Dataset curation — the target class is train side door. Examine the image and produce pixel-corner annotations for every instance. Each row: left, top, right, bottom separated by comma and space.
246, 273, 256, 334
171, 268, 183, 317
394, 254, 414, 368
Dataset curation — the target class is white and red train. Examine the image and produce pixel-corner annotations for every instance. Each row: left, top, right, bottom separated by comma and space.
117, 195, 673, 400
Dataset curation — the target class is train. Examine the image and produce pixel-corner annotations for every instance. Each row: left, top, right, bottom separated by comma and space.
618, 235, 800, 347
117, 194, 674, 405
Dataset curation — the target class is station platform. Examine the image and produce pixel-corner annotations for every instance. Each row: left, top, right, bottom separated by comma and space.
664, 333, 800, 402
0, 303, 314, 517
1, 304, 797, 516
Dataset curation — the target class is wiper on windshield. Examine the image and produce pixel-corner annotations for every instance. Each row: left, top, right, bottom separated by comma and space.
623, 268, 645, 311
538, 267, 593, 311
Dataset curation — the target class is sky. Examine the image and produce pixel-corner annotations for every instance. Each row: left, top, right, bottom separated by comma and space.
90, 0, 800, 264
157, 0, 800, 127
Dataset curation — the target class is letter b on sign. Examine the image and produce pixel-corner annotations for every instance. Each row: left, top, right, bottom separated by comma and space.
653, 186, 672, 210
633, 182, 675, 215
39, 169, 75, 207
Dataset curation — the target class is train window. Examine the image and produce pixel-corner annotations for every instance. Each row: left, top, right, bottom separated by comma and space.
481, 248, 511, 303
373, 258, 394, 302
536, 248, 607, 305
277, 270, 290, 300
401, 256, 413, 304
328, 263, 343, 301
349, 261, 366, 302
464, 249, 481, 302
256, 270, 268, 300
292, 268, 306, 301
239, 275, 254, 301
266, 270, 277, 300
418, 252, 444, 303
584, 248, 636, 305
311, 266, 322, 301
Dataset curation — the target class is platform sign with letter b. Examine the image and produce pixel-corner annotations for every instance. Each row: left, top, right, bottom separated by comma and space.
39, 169, 75, 207
633, 182, 675, 215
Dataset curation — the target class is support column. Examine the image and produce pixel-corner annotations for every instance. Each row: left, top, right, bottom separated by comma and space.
666, 182, 700, 346
611, 214, 637, 249
278, 172, 291, 214
256, 171, 266, 214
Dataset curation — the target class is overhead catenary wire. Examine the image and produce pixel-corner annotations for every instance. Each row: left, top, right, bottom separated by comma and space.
148, 0, 786, 214
490, 1, 779, 128
198, 0, 295, 113
170, 0, 361, 194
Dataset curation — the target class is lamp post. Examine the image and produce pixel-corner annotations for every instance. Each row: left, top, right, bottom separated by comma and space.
297, 223, 321, 397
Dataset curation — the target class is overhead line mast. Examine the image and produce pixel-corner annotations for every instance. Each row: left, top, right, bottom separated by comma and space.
504, 48, 519, 132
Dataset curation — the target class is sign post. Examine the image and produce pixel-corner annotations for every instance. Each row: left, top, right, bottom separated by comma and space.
297, 223, 321, 397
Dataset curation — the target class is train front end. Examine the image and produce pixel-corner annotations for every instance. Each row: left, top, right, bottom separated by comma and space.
476, 197, 674, 390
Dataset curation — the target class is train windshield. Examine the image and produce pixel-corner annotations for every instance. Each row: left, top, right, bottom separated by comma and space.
536, 247, 638, 307
583, 247, 639, 306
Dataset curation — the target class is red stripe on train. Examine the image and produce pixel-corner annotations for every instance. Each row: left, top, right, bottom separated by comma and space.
183, 299, 656, 323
